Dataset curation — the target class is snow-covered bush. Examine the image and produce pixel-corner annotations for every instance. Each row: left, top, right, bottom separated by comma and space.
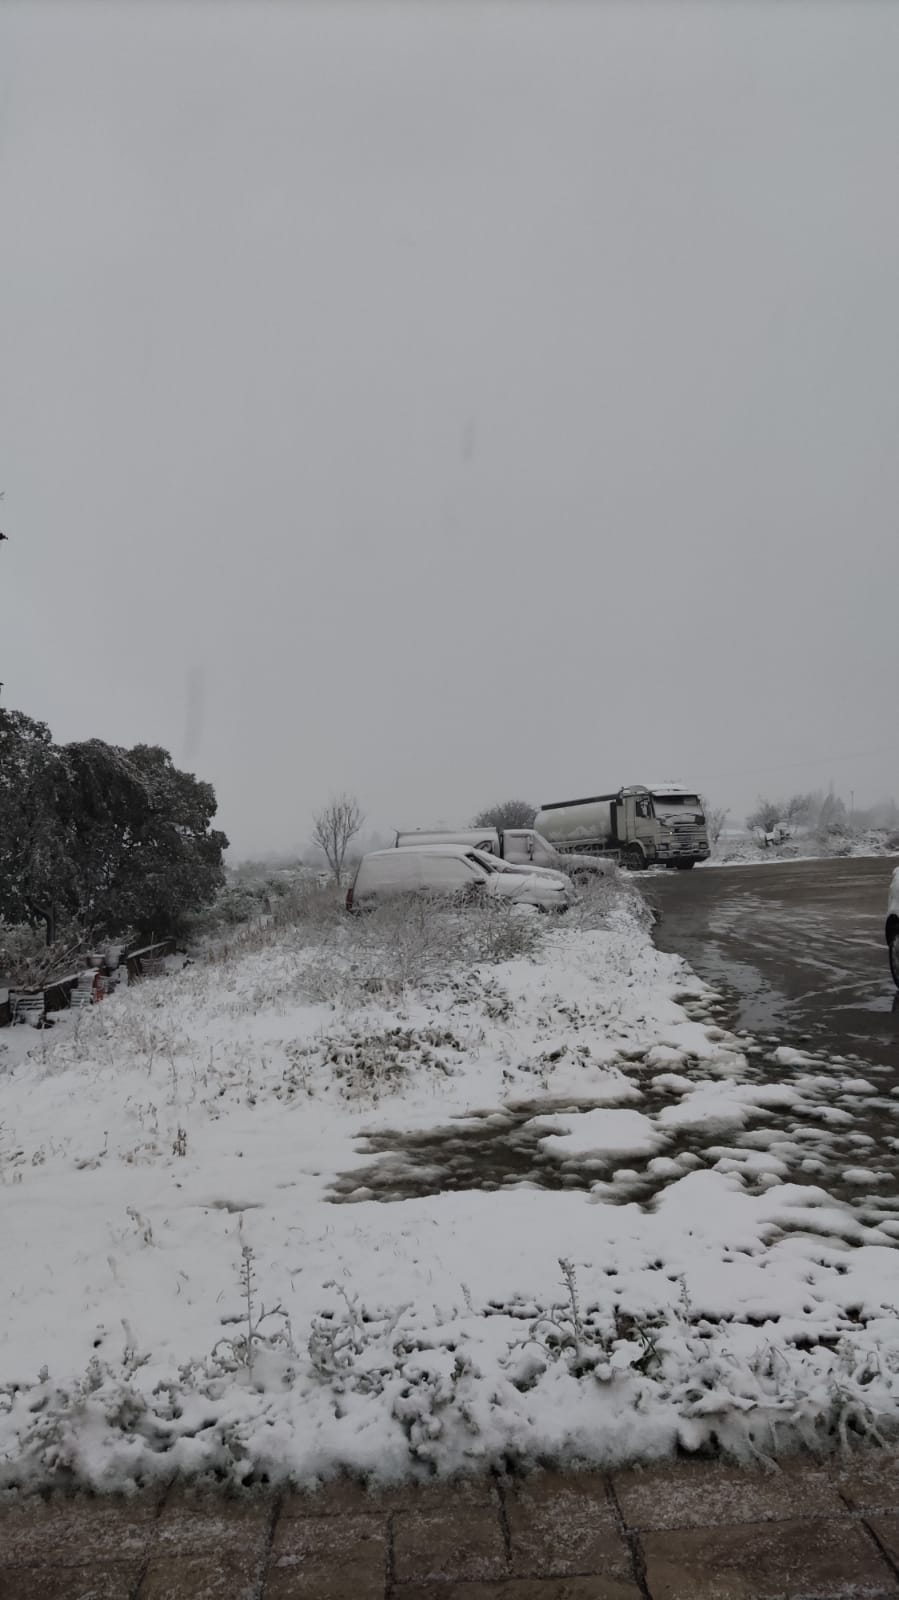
299, 896, 544, 1007
564, 868, 649, 933
0, 921, 89, 989
742, 789, 899, 860
198, 880, 544, 1003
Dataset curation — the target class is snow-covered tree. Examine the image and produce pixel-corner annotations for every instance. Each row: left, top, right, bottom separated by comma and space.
0, 706, 228, 943
472, 799, 537, 831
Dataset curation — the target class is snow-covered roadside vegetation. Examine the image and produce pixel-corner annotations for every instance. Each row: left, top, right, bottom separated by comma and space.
703, 790, 899, 867
2, 876, 899, 1492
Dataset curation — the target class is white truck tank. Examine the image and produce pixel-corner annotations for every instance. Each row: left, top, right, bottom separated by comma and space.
534, 798, 616, 850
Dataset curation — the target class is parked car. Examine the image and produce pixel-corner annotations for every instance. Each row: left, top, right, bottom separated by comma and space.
887, 866, 899, 988
345, 846, 570, 913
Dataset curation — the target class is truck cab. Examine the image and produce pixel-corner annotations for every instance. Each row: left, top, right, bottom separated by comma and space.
646, 786, 710, 869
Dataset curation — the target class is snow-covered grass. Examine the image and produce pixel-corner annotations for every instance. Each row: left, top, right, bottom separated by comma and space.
2, 879, 899, 1492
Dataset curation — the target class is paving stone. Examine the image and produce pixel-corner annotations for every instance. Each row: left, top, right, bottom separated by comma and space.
140, 1551, 262, 1599
393, 1504, 508, 1584
395, 1579, 642, 1599
0, 1566, 140, 1599
613, 1459, 849, 1531
267, 1511, 386, 1599
838, 1455, 899, 1516
0, 1496, 159, 1565
504, 1472, 631, 1580
640, 1516, 897, 1599
280, 1474, 497, 1518
154, 1489, 273, 1556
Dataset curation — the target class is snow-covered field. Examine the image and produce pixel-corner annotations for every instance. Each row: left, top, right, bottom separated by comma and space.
2, 884, 899, 1492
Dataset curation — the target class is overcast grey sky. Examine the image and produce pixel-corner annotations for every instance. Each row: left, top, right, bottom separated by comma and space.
2, 1, 897, 856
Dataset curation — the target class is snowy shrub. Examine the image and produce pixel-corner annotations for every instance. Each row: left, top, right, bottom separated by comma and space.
0, 922, 89, 989
276, 896, 544, 1009
308, 1283, 411, 1395
564, 869, 649, 934
194, 883, 341, 962
280, 1022, 471, 1103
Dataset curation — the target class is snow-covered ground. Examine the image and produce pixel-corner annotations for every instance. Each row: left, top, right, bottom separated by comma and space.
699, 831, 899, 869
2, 886, 899, 1492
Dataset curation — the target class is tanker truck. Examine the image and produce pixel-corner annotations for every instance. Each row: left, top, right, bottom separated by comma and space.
534, 785, 710, 870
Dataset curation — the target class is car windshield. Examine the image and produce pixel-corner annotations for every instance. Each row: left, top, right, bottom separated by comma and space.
467, 849, 498, 873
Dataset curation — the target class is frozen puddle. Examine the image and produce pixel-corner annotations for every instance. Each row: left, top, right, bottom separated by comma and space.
330, 1048, 899, 1212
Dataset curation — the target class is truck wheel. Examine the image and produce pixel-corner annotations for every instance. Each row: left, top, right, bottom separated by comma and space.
890, 931, 899, 988
624, 846, 645, 872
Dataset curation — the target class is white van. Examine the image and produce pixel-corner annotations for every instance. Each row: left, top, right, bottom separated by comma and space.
403, 843, 572, 891
346, 846, 570, 913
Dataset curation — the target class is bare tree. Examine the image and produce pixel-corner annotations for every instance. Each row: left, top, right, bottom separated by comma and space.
311, 793, 364, 884
472, 799, 537, 831
701, 799, 730, 851
746, 796, 782, 835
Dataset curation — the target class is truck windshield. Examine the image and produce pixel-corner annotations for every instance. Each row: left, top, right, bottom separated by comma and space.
651, 794, 704, 820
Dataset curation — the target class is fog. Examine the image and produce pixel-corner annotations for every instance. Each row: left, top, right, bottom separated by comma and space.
2, 2, 897, 857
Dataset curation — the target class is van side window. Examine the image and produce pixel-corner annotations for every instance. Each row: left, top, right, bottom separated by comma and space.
419, 856, 479, 889
358, 853, 421, 889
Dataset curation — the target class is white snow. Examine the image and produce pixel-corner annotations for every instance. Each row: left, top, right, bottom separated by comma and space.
1, 891, 898, 1492
533, 1109, 662, 1160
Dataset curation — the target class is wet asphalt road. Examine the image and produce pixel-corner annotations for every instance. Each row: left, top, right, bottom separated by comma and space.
647, 855, 899, 1073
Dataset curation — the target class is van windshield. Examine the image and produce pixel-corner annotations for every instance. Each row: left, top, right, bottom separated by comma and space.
467, 850, 497, 873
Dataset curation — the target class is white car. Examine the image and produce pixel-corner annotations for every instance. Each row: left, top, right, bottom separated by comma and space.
448, 846, 573, 892
887, 866, 899, 988
346, 845, 570, 913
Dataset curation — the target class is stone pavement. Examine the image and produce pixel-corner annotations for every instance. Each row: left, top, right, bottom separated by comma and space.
1, 1454, 899, 1599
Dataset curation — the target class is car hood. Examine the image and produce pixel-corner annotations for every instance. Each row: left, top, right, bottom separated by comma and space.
487, 874, 567, 903
504, 864, 573, 887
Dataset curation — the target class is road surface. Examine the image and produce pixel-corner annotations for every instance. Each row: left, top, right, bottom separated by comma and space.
647, 855, 899, 1071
